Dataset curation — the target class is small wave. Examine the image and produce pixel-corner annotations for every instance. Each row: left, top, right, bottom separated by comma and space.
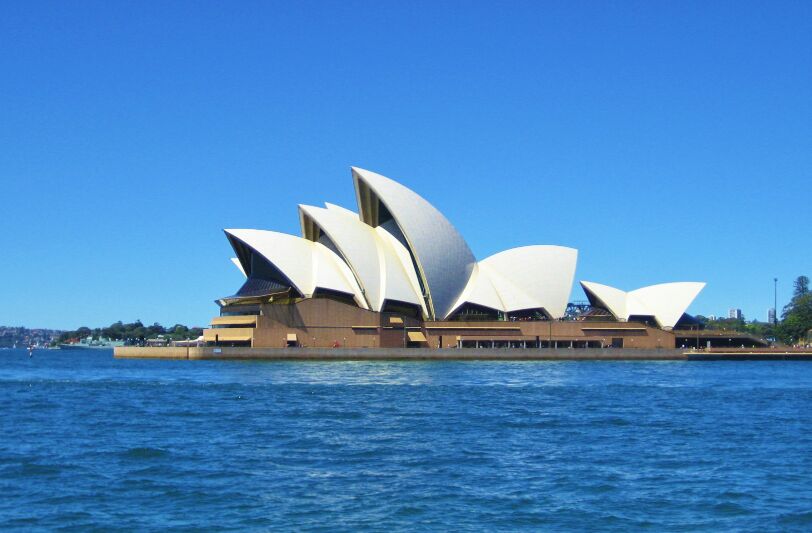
119, 447, 170, 460
712, 501, 750, 515
13, 462, 62, 476
124, 465, 172, 477
718, 490, 755, 501
0, 517, 40, 529
779, 511, 812, 526
394, 505, 424, 517
584, 483, 616, 494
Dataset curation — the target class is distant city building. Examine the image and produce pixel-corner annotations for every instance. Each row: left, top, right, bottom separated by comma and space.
729, 308, 743, 320
707, 314, 717, 321
768, 308, 776, 324
0, 326, 63, 347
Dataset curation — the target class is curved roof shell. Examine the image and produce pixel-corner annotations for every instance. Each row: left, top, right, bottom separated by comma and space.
225, 228, 367, 308
580, 280, 705, 329
629, 282, 706, 329
298, 203, 426, 315
451, 246, 578, 319
352, 167, 476, 319
230, 257, 247, 277
580, 281, 628, 319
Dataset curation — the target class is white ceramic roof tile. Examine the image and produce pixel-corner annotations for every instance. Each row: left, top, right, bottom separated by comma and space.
298, 204, 425, 314
580, 280, 705, 329
353, 167, 476, 319
225, 228, 367, 308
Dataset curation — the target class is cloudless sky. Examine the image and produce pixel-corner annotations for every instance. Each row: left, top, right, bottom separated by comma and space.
1, 1, 810, 330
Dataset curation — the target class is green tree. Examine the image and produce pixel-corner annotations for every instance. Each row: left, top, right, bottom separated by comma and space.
53, 319, 204, 346
794, 276, 809, 298
777, 275, 812, 344
778, 293, 812, 344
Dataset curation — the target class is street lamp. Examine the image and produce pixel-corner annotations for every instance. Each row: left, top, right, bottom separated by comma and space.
774, 277, 778, 325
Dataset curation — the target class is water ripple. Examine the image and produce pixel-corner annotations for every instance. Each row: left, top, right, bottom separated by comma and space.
2, 349, 812, 530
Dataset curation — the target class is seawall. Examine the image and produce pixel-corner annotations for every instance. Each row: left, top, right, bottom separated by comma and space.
114, 346, 812, 361
115, 346, 686, 361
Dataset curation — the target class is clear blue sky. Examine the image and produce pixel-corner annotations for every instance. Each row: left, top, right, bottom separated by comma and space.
2, 1, 810, 330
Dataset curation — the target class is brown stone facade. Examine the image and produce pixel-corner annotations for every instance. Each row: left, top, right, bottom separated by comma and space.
205, 298, 676, 349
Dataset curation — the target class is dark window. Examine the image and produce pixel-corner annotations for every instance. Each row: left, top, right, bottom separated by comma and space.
312, 288, 358, 307
506, 308, 549, 321
381, 299, 422, 319
448, 303, 501, 321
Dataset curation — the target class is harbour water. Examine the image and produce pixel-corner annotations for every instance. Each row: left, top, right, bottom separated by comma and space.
2, 349, 812, 530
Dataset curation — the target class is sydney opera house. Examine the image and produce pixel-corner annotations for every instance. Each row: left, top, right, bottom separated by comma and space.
203, 167, 706, 349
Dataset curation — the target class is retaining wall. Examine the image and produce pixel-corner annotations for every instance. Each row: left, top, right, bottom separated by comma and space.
114, 346, 686, 361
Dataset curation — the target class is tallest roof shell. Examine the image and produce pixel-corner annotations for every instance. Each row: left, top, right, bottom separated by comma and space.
352, 167, 476, 319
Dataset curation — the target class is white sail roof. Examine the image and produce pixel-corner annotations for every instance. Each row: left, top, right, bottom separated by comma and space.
222, 169, 581, 320
450, 263, 506, 314
450, 246, 578, 319
580, 280, 705, 329
352, 167, 476, 320
230, 257, 246, 277
225, 228, 368, 308
298, 203, 426, 315
629, 283, 707, 330
580, 281, 628, 319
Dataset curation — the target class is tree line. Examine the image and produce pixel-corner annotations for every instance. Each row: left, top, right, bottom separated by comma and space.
696, 275, 811, 345
778, 275, 811, 344
56, 320, 204, 345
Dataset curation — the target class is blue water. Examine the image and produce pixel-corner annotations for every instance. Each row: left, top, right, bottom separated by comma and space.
2, 350, 812, 531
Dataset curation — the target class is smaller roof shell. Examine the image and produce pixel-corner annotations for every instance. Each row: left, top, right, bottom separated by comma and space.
629, 282, 707, 329
450, 245, 578, 319
225, 228, 367, 308
580, 280, 705, 329
580, 281, 628, 319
